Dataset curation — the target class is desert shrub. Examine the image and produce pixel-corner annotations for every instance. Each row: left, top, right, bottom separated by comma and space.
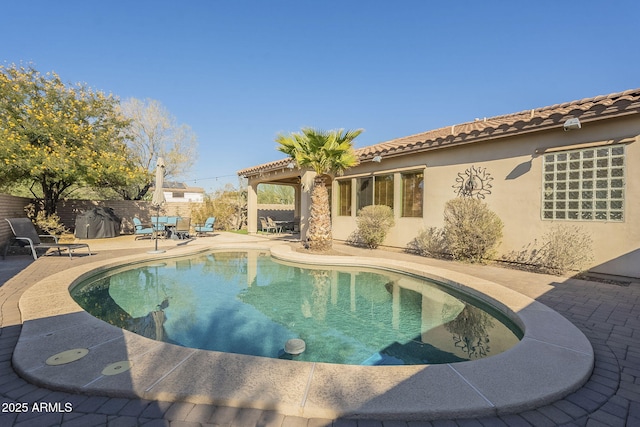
24, 204, 68, 235
190, 185, 247, 231
501, 241, 545, 270
501, 225, 593, 275
538, 225, 593, 274
443, 198, 503, 263
351, 205, 395, 249
406, 227, 448, 258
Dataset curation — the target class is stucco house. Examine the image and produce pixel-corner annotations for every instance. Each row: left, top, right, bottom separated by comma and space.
150, 181, 205, 203
238, 89, 640, 279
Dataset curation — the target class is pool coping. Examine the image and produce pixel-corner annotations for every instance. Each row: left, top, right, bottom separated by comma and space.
13, 242, 594, 421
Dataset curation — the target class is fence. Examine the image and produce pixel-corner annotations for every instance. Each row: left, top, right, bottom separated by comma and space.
1, 193, 294, 244
56, 200, 194, 233
257, 204, 295, 222
0, 194, 33, 247
1, 194, 195, 236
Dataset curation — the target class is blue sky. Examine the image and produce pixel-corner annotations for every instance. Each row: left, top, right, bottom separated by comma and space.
3, 1, 639, 192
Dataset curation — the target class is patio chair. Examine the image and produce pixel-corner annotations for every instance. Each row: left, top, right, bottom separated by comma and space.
267, 217, 283, 233
194, 217, 215, 236
174, 217, 191, 239
3, 218, 91, 260
133, 217, 154, 240
259, 217, 276, 233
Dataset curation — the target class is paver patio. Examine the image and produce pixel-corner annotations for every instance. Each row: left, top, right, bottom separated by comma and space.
0, 233, 638, 426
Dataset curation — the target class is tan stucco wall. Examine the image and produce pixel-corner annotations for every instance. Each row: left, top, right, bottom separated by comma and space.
331, 115, 640, 278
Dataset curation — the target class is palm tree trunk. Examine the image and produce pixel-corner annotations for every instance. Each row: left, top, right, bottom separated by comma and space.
308, 176, 332, 251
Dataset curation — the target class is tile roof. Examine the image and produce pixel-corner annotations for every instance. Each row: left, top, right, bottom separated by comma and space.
238, 88, 640, 177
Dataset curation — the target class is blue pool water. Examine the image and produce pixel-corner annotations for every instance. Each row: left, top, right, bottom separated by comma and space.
71, 250, 522, 365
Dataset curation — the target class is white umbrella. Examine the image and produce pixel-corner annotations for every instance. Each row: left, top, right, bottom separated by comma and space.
149, 157, 166, 253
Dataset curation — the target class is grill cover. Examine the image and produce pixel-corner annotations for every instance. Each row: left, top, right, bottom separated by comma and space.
74, 207, 121, 239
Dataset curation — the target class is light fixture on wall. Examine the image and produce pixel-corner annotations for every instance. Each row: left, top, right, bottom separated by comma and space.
372, 155, 382, 163
287, 162, 295, 169
563, 118, 581, 131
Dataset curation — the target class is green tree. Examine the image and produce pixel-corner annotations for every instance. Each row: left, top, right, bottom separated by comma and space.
0, 64, 145, 214
276, 127, 362, 251
257, 184, 294, 204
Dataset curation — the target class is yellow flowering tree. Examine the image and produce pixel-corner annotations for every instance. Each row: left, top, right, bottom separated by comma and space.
0, 64, 146, 215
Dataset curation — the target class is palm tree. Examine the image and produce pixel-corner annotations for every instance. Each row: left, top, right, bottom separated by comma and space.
276, 127, 362, 251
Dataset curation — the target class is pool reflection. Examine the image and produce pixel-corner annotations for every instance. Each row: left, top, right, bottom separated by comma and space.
71, 251, 521, 365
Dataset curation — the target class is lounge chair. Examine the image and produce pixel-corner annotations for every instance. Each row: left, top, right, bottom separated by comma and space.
4, 218, 91, 260
133, 217, 154, 239
194, 217, 215, 236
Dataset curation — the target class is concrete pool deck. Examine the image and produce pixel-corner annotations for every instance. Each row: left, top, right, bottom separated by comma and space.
1, 232, 638, 426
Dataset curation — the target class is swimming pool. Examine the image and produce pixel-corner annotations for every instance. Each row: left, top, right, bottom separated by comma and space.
71, 250, 522, 365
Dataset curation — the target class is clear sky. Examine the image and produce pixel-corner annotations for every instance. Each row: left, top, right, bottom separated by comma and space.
3, 1, 639, 192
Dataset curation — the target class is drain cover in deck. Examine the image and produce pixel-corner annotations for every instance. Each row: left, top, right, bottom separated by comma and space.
102, 361, 132, 375
46, 348, 89, 366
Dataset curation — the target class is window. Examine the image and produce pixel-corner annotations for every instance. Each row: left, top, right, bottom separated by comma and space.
357, 174, 393, 212
402, 171, 423, 217
172, 192, 185, 198
337, 180, 352, 216
542, 145, 625, 221
374, 174, 394, 208
357, 177, 373, 211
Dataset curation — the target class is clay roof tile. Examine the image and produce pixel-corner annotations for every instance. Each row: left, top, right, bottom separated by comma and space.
238, 88, 640, 176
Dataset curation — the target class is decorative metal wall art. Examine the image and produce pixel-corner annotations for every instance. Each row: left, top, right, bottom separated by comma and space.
453, 165, 493, 199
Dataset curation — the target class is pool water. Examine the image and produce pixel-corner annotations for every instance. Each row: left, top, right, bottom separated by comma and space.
71, 251, 522, 365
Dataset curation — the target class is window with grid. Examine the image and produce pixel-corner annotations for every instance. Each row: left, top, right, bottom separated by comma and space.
337, 180, 352, 216
401, 171, 423, 217
542, 145, 625, 221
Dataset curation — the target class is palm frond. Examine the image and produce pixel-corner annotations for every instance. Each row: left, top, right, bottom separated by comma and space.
276, 127, 362, 176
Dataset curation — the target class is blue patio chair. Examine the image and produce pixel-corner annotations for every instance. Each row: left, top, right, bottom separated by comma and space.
194, 217, 215, 236
133, 217, 154, 240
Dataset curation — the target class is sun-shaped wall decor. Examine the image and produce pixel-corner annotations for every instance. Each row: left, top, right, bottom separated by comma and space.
453, 165, 493, 199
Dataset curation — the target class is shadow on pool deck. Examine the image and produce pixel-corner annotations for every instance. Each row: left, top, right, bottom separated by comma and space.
0, 232, 639, 426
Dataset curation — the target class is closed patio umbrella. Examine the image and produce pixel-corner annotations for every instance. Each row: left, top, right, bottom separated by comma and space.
149, 157, 166, 253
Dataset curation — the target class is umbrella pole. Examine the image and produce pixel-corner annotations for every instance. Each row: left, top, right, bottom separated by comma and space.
148, 205, 166, 254
154, 206, 159, 251
148, 157, 166, 255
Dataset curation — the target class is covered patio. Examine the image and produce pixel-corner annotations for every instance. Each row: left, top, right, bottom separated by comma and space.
239, 160, 329, 241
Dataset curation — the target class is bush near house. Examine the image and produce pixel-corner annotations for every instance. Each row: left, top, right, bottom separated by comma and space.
408, 198, 503, 263
443, 198, 503, 263
349, 205, 395, 249
502, 225, 593, 275
406, 227, 448, 258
